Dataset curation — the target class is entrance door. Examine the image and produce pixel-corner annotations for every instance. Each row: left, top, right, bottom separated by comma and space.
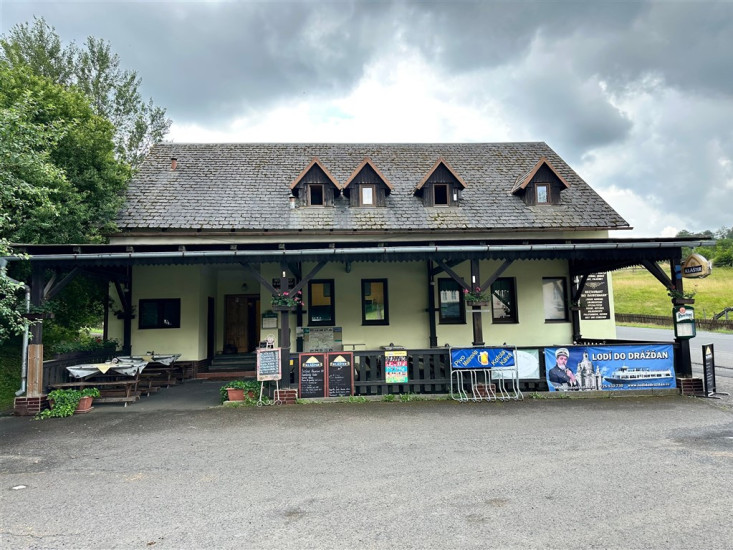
225, 294, 261, 353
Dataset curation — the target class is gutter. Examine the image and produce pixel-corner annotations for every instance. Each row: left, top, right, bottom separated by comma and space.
0, 259, 30, 397
3, 239, 716, 263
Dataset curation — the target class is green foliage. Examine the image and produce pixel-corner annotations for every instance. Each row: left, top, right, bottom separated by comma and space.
341, 396, 368, 403
676, 228, 733, 267
1, 17, 171, 170
220, 380, 260, 403
382, 394, 396, 402
399, 393, 426, 402
0, 339, 22, 410
35, 387, 99, 419
48, 332, 118, 356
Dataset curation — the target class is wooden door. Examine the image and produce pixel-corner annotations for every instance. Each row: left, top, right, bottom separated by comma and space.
225, 294, 260, 353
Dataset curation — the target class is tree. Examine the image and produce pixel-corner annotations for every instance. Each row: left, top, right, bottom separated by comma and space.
0, 17, 171, 170
0, 64, 130, 244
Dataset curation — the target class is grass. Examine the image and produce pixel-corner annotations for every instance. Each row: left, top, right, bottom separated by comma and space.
0, 342, 22, 411
612, 265, 733, 318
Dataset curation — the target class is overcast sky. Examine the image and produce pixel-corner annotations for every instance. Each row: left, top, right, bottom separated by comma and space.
2, 0, 732, 238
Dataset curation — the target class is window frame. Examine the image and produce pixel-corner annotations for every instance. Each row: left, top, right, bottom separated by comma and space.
543, 277, 569, 322
433, 183, 450, 206
308, 183, 325, 206
308, 279, 335, 326
490, 277, 518, 324
438, 278, 466, 324
360, 184, 376, 206
536, 184, 550, 204
361, 279, 389, 325
138, 298, 181, 330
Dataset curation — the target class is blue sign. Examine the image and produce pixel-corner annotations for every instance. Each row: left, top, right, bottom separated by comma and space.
450, 347, 516, 370
545, 345, 675, 392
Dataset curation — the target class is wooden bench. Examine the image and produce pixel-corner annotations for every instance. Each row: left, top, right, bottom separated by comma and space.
140, 366, 178, 388
49, 374, 141, 406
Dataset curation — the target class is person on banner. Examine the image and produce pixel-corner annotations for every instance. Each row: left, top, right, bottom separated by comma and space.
548, 348, 578, 389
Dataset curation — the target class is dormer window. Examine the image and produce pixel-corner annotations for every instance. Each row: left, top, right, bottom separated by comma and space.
289, 157, 341, 208
536, 184, 549, 204
309, 184, 325, 206
343, 158, 393, 207
414, 157, 467, 207
511, 157, 570, 206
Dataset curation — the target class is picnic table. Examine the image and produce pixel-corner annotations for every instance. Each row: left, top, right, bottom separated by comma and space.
49, 371, 142, 406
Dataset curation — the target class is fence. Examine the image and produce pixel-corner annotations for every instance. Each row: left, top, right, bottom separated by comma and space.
353, 349, 452, 395
615, 313, 733, 332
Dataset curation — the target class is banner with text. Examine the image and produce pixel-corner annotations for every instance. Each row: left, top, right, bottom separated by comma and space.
545, 345, 675, 392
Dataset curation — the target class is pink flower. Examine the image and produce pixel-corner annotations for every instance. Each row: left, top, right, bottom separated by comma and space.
283, 291, 289, 296
463, 288, 469, 294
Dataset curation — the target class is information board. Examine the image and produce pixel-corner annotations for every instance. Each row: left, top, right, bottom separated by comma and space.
327, 352, 354, 397
702, 344, 716, 396
299, 353, 326, 398
301, 327, 343, 352
580, 273, 610, 320
257, 347, 281, 381
385, 350, 408, 383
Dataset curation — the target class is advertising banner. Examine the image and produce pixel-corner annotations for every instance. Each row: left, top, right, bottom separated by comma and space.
450, 347, 516, 370
545, 345, 675, 392
385, 350, 408, 383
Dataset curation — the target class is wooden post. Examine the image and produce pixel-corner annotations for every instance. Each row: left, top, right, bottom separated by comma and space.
427, 261, 438, 348
570, 273, 583, 343
671, 256, 692, 377
27, 264, 45, 397
278, 272, 292, 387
470, 259, 484, 346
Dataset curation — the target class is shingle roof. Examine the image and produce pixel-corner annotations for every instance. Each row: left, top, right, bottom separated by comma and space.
117, 142, 630, 232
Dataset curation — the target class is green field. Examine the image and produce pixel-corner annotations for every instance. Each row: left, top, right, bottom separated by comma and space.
612, 265, 733, 318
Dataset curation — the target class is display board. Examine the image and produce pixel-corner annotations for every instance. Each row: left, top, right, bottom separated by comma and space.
327, 353, 354, 397
299, 353, 326, 398
300, 327, 343, 352
256, 347, 281, 381
580, 273, 610, 320
385, 350, 408, 383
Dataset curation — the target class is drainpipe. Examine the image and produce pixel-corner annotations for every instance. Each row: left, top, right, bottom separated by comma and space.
0, 259, 31, 396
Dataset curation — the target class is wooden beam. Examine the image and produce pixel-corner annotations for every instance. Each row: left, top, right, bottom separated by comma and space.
430, 259, 463, 277
641, 259, 674, 290
479, 260, 513, 293
44, 268, 81, 301
572, 274, 589, 304
240, 262, 278, 294
433, 259, 470, 291
290, 261, 327, 295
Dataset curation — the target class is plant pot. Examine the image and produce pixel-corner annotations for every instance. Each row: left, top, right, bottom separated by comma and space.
75, 396, 94, 414
227, 388, 245, 402
673, 298, 695, 305
467, 301, 490, 308
272, 305, 296, 312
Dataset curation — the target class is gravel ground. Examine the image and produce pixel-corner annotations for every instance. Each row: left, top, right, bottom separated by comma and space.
1, 379, 732, 550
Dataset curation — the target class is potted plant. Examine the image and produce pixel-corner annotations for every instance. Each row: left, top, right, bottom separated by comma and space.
271, 290, 302, 311
36, 387, 100, 419
463, 287, 490, 307
220, 380, 261, 403
667, 288, 696, 305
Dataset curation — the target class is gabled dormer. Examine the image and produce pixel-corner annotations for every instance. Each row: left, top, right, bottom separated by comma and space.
342, 158, 393, 207
289, 157, 341, 207
511, 157, 570, 206
414, 157, 467, 207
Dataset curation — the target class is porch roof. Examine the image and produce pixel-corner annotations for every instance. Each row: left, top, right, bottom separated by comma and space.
7, 237, 714, 275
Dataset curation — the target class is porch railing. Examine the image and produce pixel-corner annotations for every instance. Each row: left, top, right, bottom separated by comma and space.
353, 348, 452, 395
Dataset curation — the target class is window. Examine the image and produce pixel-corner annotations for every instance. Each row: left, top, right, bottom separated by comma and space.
438, 278, 465, 324
543, 277, 569, 322
139, 299, 181, 329
360, 185, 375, 206
361, 279, 388, 325
434, 184, 449, 206
309, 184, 324, 206
491, 278, 518, 323
308, 279, 335, 326
536, 184, 549, 204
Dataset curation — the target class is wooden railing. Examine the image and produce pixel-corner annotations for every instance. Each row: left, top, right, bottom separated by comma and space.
42, 350, 117, 390
353, 348, 452, 395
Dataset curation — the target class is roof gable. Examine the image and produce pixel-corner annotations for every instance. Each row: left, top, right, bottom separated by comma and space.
289, 157, 341, 190
342, 157, 394, 191
415, 157, 468, 192
511, 156, 570, 194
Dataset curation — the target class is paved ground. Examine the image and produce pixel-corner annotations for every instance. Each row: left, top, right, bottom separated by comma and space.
1, 378, 732, 549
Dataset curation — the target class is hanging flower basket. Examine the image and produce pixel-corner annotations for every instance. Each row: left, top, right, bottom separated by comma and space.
463, 287, 490, 307
271, 290, 302, 310
467, 300, 490, 308
673, 298, 695, 306
272, 305, 296, 312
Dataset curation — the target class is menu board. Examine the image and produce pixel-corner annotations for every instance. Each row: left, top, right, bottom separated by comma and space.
257, 348, 281, 381
299, 353, 325, 398
580, 273, 611, 320
302, 327, 343, 352
327, 352, 354, 397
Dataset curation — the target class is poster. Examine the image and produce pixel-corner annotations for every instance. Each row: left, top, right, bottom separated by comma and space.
301, 327, 343, 352
385, 350, 408, 383
492, 348, 540, 379
580, 273, 610, 320
450, 347, 516, 370
545, 345, 675, 392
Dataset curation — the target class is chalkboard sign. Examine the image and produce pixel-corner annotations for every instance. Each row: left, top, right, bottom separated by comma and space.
327, 352, 354, 397
257, 348, 281, 382
299, 353, 326, 398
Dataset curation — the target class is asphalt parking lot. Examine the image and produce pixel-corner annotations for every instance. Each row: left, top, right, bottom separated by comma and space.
1, 380, 732, 549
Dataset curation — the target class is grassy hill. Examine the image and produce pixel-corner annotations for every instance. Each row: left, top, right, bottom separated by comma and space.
612, 265, 733, 318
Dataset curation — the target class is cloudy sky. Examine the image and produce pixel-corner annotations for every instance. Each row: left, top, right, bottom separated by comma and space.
2, 0, 732, 238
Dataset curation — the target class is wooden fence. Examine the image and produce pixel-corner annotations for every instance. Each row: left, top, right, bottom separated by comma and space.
615, 313, 733, 331
353, 349, 452, 395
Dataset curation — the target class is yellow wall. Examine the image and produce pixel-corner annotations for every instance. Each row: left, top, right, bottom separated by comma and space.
106, 259, 617, 360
